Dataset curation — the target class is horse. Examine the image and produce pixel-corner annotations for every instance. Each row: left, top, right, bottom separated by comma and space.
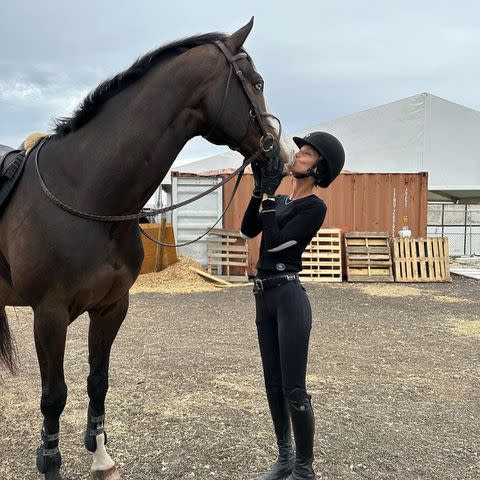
0, 18, 293, 480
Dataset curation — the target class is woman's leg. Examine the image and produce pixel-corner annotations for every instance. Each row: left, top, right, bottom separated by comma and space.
275, 282, 312, 393
275, 282, 316, 479
254, 292, 295, 480
255, 292, 282, 389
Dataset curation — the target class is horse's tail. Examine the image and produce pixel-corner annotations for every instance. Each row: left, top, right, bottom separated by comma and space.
0, 307, 17, 374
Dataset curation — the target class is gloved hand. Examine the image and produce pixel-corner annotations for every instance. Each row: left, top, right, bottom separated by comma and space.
261, 197, 277, 212
260, 155, 286, 196
251, 159, 263, 197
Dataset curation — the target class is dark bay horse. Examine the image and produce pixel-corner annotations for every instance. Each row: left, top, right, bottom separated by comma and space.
0, 18, 292, 479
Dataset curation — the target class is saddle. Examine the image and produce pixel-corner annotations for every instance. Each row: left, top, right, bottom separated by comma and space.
0, 145, 28, 212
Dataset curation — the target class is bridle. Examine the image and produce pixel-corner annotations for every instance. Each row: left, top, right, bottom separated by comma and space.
34, 40, 283, 247
203, 40, 281, 153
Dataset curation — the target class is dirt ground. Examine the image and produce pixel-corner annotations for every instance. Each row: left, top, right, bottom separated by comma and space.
0, 275, 479, 480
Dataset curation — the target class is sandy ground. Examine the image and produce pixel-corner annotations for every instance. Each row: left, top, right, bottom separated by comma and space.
0, 276, 479, 480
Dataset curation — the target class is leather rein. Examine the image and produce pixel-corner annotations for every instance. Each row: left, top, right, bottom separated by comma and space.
34, 40, 281, 247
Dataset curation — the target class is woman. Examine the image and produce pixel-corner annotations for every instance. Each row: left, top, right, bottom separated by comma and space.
240, 132, 345, 480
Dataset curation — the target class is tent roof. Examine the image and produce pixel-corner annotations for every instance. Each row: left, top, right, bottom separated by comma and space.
429, 189, 480, 203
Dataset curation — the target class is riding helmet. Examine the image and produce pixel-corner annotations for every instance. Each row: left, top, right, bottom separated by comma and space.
292, 131, 345, 187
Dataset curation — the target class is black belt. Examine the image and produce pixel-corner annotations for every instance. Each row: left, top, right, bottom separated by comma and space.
253, 273, 299, 292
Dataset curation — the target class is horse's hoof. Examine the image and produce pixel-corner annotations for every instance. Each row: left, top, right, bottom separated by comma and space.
91, 466, 121, 480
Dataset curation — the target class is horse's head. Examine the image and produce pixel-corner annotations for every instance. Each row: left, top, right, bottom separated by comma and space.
199, 18, 295, 172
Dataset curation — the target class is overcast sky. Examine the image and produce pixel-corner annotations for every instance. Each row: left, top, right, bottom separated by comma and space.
1, 1, 479, 166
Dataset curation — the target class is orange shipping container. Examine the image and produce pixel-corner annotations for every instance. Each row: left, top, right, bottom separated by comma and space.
222, 172, 428, 275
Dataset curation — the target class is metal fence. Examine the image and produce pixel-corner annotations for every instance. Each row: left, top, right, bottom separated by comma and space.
428, 203, 480, 256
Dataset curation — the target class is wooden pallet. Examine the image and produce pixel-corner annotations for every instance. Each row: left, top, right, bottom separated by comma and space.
207, 228, 249, 282
392, 237, 451, 282
300, 229, 342, 282
345, 232, 394, 282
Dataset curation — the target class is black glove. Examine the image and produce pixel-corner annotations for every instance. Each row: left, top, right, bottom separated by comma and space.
260, 197, 277, 212
251, 159, 263, 197
260, 155, 286, 196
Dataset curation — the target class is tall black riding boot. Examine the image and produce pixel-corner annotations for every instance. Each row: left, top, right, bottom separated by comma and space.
256, 387, 295, 480
285, 388, 316, 479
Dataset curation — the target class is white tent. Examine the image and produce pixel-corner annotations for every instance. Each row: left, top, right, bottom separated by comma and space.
172, 92, 480, 203
295, 92, 480, 203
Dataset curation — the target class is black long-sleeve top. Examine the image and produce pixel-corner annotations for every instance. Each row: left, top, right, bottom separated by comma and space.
240, 193, 327, 274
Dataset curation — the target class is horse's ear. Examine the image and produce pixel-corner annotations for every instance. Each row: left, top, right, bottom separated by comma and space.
226, 17, 254, 52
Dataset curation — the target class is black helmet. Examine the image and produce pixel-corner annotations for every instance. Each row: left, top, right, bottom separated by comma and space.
292, 131, 345, 187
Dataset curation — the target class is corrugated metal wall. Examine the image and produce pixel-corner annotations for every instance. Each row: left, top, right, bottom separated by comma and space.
172, 175, 224, 265
223, 172, 428, 274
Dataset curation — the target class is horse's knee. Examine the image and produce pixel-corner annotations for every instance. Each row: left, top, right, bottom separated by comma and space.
41, 383, 68, 419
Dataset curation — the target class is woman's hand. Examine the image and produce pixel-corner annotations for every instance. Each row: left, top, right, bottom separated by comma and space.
260, 155, 286, 196
251, 160, 263, 198
261, 197, 277, 212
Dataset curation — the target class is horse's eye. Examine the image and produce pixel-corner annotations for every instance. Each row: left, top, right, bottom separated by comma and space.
255, 82, 264, 92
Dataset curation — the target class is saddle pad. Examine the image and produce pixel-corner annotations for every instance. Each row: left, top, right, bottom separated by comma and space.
0, 150, 27, 213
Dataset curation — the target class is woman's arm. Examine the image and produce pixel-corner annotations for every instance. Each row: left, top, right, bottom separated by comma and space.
240, 194, 263, 239
261, 200, 327, 252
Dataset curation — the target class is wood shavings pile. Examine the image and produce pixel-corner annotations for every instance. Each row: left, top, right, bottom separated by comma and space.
130, 256, 219, 294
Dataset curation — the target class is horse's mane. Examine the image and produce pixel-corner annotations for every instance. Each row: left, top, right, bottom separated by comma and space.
52, 32, 229, 137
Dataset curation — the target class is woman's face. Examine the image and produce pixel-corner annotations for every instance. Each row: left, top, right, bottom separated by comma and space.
289, 145, 320, 176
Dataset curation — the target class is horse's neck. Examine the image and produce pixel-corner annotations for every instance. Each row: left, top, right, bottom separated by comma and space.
51, 61, 206, 215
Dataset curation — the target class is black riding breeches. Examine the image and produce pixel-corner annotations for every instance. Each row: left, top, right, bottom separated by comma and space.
254, 278, 312, 395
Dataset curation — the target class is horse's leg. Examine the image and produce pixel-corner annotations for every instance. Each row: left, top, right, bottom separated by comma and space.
33, 305, 69, 480
85, 294, 128, 480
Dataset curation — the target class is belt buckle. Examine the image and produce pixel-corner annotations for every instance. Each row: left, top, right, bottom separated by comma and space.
254, 278, 264, 291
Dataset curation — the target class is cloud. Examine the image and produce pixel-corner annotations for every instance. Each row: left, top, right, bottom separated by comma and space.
1, 0, 480, 154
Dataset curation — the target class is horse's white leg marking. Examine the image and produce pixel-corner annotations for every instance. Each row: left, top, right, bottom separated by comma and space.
91, 433, 115, 471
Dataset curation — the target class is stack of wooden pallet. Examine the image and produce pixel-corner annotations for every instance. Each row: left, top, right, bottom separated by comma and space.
205, 228, 450, 284
300, 228, 342, 282
344, 232, 394, 282
207, 228, 249, 282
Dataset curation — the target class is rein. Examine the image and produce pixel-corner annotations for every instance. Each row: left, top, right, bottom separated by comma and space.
34, 138, 263, 247
34, 40, 281, 248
